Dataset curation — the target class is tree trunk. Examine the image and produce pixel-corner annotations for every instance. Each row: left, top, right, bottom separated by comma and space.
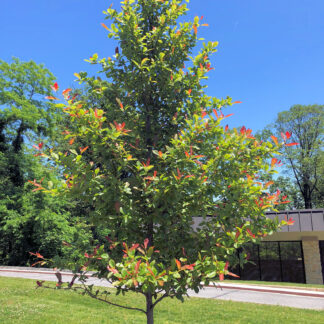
303, 183, 312, 209
146, 293, 154, 324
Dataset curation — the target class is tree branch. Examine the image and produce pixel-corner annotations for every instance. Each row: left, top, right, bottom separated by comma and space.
82, 284, 146, 314
152, 292, 169, 308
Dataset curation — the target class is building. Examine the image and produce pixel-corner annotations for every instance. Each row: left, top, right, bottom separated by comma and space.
260, 209, 324, 284
194, 209, 324, 284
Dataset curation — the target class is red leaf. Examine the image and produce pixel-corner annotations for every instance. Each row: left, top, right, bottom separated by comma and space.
193, 24, 197, 35
134, 260, 141, 274
45, 96, 58, 100
129, 243, 139, 252
227, 271, 240, 278
51, 82, 59, 92
264, 181, 274, 188
107, 266, 118, 274
183, 263, 195, 270
271, 135, 278, 146
116, 98, 124, 110
285, 142, 298, 146
219, 273, 224, 281
286, 131, 291, 139
80, 146, 89, 154
147, 264, 155, 277
233, 101, 242, 104
101, 22, 109, 30
33, 142, 43, 151
271, 158, 277, 167
188, 89, 192, 95
175, 259, 181, 270
176, 168, 182, 180
240, 126, 246, 135
285, 216, 295, 225
36, 252, 44, 259
32, 187, 45, 192
94, 108, 103, 119
143, 238, 149, 249
246, 229, 255, 238
62, 88, 72, 96
69, 138, 75, 145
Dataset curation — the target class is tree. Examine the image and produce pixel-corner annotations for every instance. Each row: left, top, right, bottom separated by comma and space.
0, 57, 58, 187
274, 105, 323, 209
0, 58, 91, 265
31, 1, 294, 323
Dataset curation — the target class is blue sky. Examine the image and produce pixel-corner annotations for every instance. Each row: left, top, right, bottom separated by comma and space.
1, 0, 323, 132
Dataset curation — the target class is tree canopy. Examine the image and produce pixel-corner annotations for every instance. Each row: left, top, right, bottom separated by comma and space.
0, 58, 91, 265
264, 104, 323, 209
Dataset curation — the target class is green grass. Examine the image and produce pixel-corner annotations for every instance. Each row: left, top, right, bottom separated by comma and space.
223, 280, 324, 290
0, 277, 323, 324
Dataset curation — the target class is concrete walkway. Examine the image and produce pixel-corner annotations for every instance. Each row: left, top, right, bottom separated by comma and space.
1, 267, 324, 310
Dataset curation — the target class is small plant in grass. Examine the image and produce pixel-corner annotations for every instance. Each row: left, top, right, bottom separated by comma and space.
29, 0, 296, 323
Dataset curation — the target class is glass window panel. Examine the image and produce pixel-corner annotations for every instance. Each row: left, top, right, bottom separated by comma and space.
260, 260, 281, 281
243, 242, 259, 260
259, 242, 279, 260
241, 261, 260, 280
279, 241, 302, 260
281, 260, 305, 283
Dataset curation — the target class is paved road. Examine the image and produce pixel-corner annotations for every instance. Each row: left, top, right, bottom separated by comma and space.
1, 269, 324, 310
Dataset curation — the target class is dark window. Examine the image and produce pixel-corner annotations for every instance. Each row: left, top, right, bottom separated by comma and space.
259, 242, 281, 281
319, 241, 324, 283
240, 243, 260, 280
280, 241, 305, 283
232, 241, 305, 283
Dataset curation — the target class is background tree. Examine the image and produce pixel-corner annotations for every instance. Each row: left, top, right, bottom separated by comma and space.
0, 58, 91, 265
260, 105, 323, 209
31, 1, 294, 323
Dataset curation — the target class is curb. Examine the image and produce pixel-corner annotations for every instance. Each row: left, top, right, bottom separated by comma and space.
207, 283, 324, 298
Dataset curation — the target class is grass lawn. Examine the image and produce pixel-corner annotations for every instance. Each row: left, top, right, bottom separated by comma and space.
0, 277, 323, 324
222, 280, 324, 290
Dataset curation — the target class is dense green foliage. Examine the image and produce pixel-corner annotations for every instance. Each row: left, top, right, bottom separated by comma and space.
0, 58, 91, 265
